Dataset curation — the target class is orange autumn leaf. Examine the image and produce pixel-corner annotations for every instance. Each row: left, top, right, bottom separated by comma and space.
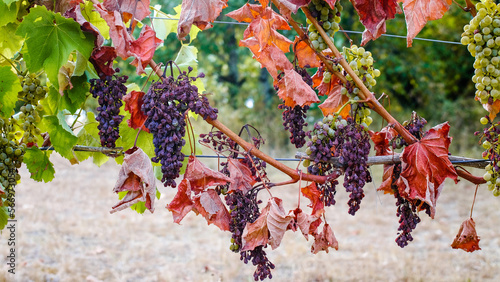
483, 99, 500, 120
123, 90, 149, 132
293, 36, 321, 68
371, 126, 399, 194
451, 217, 481, 253
177, 0, 228, 40
301, 182, 324, 217
318, 85, 350, 118
396, 122, 458, 218
240, 38, 293, 80
277, 68, 320, 107
399, 0, 452, 47
226, 3, 264, 23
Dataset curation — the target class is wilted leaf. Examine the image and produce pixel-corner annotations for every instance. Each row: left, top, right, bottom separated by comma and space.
291, 208, 321, 240
103, 0, 151, 22
311, 223, 339, 253
241, 200, 271, 251
177, 0, 228, 40
166, 179, 194, 223
277, 68, 320, 107
483, 100, 500, 120
226, 3, 264, 23
95, 3, 135, 60
123, 90, 149, 132
184, 155, 231, 192
371, 126, 398, 156
318, 85, 350, 118
276, 0, 309, 15
400, 0, 452, 47
111, 147, 156, 214
89, 46, 117, 78
293, 36, 321, 68
193, 189, 231, 231
396, 122, 458, 218
129, 25, 163, 75
451, 217, 481, 253
240, 39, 293, 80
267, 198, 293, 249
350, 0, 398, 45
227, 157, 257, 194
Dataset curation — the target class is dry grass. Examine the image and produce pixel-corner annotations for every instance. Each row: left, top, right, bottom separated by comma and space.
1, 154, 500, 282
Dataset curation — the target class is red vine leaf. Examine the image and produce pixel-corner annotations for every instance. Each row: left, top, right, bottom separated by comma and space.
483, 100, 500, 120
123, 90, 149, 132
311, 223, 339, 254
227, 158, 257, 194
111, 147, 156, 214
166, 179, 194, 223
396, 122, 458, 218
129, 25, 163, 75
301, 182, 324, 217
293, 36, 321, 68
193, 189, 231, 231
400, 0, 452, 47
277, 68, 320, 107
103, 0, 151, 23
371, 126, 399, 194
177, 0, 229, 40
89, 46, 117, 78
184, 155, 232, 192
318, 85, 350, 118
451, 217, 481, 253
241, 197, 292, 251
350, 0, 398, 45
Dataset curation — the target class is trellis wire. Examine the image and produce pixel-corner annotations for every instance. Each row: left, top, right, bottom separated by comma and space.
148, 16, 462, 45
39, 146, 488, 168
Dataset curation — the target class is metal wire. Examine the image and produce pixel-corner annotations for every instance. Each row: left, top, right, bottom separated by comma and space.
148, 16, 462, 45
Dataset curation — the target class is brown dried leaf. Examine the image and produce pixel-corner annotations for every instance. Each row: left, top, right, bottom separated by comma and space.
177, 0, 228, 40
227, 157, 256, 194
268, 197, 293, 249
311, 223, 339, 254
166, 179, 194, 224
193, 189, 231, 231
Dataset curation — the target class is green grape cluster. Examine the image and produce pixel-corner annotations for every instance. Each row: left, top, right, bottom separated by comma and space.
341, 45, 380, 126
461, 0, 500, 104
0, 118, 25, 201
307, 0, 342, 52
17, 73, 46, 145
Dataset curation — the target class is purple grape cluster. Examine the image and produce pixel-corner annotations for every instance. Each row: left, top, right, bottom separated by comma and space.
142, 67, 218, 187
89, 75, 128, 148
395, 193, 421, 248
242, 246, 275, 281
278, 104, 309, 148
336, 117, 372, 215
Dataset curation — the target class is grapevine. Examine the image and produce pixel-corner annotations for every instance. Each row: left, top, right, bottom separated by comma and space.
0, 0, 495, 280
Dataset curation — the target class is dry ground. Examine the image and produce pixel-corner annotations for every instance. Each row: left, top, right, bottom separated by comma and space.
1, 154, 500, 282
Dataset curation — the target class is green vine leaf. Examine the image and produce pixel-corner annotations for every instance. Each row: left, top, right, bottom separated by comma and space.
24, 147, 55, 183
0, 207, 8, 230
115, 110, 155, 165
0, 22, 24, 66
43, 114, 78, 161
0, 66, 22, 118
81, 1, 110, 39
0, 0, 20, 26
15, 5, 95, 90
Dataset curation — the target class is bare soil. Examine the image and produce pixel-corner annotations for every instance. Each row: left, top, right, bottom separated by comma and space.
1, 154, 500, 282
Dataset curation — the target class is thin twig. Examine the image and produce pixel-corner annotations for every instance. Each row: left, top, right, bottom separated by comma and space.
470, 184, 479, 218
